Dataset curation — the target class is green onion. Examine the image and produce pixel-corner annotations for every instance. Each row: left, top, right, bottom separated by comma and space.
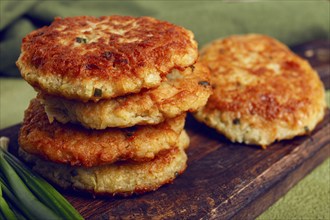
4, 192, 28, 220
76, 37, 87, 43
1, 149, 84, 220
0, 176, 34, 220
0, 151, 61, 220
7, 203, 26, 220
93, 88, 102, 97
190, 65, 195, 72
0, 184, 17, 220
0, 210, 5, 220
304, 126, 310, 133
198, 81, 210, 87
233, 118, 241, 125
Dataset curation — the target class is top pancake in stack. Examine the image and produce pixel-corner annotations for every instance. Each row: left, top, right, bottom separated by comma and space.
17, 16, 198, 101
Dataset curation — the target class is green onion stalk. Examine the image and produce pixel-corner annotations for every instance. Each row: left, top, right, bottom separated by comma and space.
0, 144, 84, 220
0, 184, 17, 220
0, 150, 61, 219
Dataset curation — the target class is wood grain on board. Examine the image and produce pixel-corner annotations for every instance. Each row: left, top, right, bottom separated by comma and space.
0, 40, 329, 220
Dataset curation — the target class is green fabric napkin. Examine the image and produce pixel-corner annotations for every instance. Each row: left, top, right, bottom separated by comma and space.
0, 1, 329, 219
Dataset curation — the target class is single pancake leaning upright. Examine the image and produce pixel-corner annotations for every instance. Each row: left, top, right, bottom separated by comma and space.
17, 16, 198, 102
194, 34, 326, 147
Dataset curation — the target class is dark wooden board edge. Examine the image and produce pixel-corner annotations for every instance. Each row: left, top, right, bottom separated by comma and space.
233, 131, 329, 219
200, 110, 330, 220
234, 141, 329, 220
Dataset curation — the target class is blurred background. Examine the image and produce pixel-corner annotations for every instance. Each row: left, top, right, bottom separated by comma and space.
1, 1, 329, 77
0, 1, 329, 219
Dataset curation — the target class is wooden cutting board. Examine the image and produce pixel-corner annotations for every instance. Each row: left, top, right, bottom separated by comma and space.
1, 40, 329, 220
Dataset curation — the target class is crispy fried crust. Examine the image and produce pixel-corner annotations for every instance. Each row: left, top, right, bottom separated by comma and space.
39, 62, 212, 129
16, 16, 198, 101
19, 99, 186, 167
18, 131, 189, 196
194, 34, 326, 146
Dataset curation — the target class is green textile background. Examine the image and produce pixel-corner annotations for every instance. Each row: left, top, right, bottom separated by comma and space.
0, 1, 329, 219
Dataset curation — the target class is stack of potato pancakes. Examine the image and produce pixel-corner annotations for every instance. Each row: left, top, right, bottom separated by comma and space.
16, 16, 212, 196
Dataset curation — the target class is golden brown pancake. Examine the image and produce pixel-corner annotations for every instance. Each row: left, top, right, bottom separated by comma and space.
17, 16, 198, 101
39, 62, 212, 129
194, 34, 326, 147
18, 131, 189, 196
19, 99, 186, 167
